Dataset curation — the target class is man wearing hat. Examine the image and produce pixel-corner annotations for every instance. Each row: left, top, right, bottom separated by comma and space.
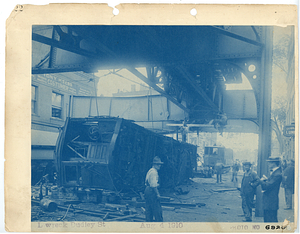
260, 156, 282, 222
240, 161, 260, 222
144, 156, 164, 222
282, 159, 295, 210
215, 160, 224, 183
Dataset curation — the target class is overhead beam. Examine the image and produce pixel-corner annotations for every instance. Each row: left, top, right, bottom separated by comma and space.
141, 27, 218, 113
32, 33, 99, 59
251, 26, 261, 42
177, 66, 219, 111
33, 30, 261, 74
32, 66, 95, 74
48, 26, 57, 68
34, 27, 253, 115
69, 26, 118, 58
210, 26, 264, 47
126, 67, 190, 113
33, 31, 189, 113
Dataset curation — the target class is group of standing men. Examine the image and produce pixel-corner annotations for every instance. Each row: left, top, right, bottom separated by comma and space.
143, 155, 294, 223
240, 156, 294, 223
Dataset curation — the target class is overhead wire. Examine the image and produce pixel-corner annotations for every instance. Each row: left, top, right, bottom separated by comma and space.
112, 70, 149, 89
109, 69, 152, 118
59, 70, 114, 87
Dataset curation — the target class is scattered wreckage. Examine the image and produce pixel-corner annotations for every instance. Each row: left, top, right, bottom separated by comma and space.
32, 116, 199, 222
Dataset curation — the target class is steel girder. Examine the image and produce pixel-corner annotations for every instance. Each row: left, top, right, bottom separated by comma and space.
32, 25, 265, 123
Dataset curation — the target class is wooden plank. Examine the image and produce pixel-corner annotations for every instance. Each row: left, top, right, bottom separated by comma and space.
67, 145, 87, 160
139, 192, 145, 201
160, 202, 197, 208
211, 188, 237, 192
56, 204, 123, 217
160, 196, 175, 202
105, 214, 138, 222
105, 203, 127, 210
103, 212, 110, 220
162, 206, 176, 211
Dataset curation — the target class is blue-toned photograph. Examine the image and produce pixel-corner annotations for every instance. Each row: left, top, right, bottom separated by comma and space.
31, 25, 295, 223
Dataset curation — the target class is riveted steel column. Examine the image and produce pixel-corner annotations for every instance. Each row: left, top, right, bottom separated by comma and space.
255, 26, 273, 217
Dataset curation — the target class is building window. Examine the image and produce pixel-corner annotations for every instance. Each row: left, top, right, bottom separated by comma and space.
31, 85, 37, 114
52, 92, 63, 119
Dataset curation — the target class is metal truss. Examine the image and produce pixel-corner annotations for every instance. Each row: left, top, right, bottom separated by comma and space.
32, 25, 268, 124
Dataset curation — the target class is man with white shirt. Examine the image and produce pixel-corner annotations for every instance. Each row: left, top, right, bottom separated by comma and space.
144, 156, 164, 222
260, 156, 282, 222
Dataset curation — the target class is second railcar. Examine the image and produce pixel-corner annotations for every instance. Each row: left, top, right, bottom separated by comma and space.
203, 146, 233, 172
55, 116, 197, 192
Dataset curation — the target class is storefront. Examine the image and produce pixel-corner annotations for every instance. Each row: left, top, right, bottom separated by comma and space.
31, 72, 98, 184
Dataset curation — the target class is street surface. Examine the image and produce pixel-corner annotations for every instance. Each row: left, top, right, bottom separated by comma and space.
162, 171, 294, 223
31, 171, 294, 223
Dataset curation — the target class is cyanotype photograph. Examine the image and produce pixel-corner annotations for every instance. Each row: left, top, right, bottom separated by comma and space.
4, 4, 297, 232
30, 24, 296, 225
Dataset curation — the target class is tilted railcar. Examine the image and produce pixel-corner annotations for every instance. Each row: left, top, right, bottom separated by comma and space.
55, 116, 197, 192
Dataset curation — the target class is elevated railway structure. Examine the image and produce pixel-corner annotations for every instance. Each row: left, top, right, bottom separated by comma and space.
32, 25, 277, 216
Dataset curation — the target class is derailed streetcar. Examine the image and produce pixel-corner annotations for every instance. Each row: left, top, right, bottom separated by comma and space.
55, 116, 197, 193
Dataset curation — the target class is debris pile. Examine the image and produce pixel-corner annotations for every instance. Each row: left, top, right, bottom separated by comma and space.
31, 184, 206, 222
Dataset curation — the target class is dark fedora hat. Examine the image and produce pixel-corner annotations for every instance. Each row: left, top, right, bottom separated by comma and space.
266, 156, 281, 162
153, 156, 164, 164
243, 161, 252, 165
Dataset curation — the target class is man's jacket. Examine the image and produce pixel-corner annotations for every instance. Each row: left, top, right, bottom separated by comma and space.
282, 165, 294, 192
215, 162, 224, 173
241, 171, 260, 195
261, 168, 282, 210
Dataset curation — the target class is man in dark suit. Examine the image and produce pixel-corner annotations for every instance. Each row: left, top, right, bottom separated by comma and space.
260, 156, 282, 222
282, 159, 294, 209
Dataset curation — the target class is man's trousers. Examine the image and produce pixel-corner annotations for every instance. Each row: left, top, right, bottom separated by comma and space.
242, 195, 254, 221
264, 210, 278, 222
144, 186, 163, 222
284, 188, 293, 208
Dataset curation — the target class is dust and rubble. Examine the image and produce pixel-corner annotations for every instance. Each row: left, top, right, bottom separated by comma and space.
32, 172, 294, 223
31, 176, 209, 222
30, 172, 227, 223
